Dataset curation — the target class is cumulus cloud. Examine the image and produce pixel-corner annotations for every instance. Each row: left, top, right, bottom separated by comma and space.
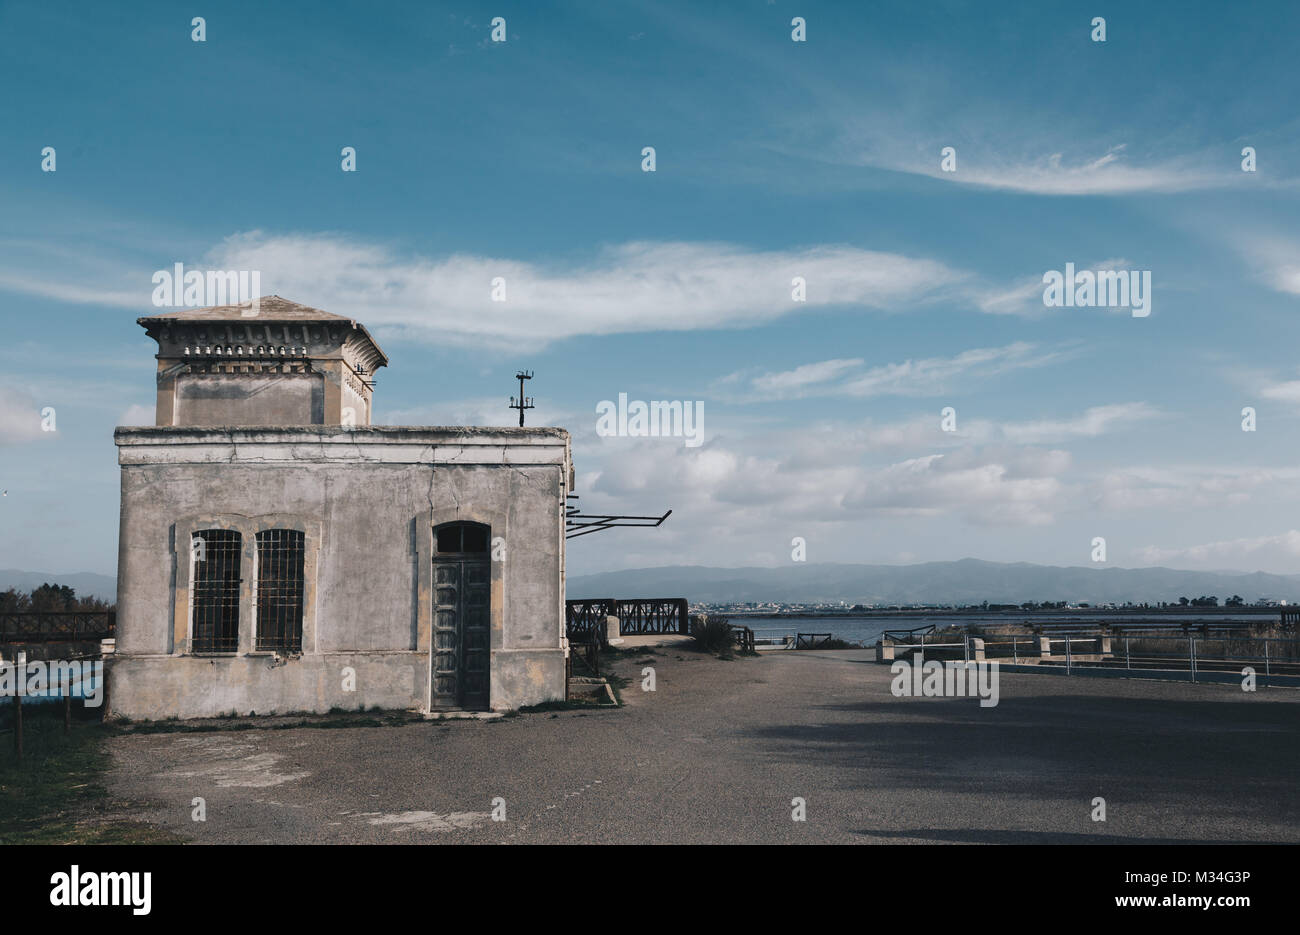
587, 433, 1071, 529
840, 449, 1068, 525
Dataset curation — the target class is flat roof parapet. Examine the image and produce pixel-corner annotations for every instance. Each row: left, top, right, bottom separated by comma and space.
114, 425, 570, 440
114, 424, 572, 466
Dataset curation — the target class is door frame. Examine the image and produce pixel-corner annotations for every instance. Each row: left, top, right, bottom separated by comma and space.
429, 521, 493, 711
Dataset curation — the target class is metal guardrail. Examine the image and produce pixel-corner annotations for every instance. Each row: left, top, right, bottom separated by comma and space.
748, 628, 796, 648
977, 631, 1300, 685
882, 623, 936, 642
0, 611, 116, 643
565, 635, 601, 682
565, 598, 688, 641
795, 632, 834, 649
731, 624, 755, 653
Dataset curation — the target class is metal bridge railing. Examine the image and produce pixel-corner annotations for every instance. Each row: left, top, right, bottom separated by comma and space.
0, 611, 116, 643
565, 598, 689, 642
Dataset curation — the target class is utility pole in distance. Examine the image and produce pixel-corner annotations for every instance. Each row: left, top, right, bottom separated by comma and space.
509, 370, 534, 426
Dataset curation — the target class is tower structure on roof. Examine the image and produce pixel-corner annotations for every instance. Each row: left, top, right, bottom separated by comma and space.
137, 296, 388, 427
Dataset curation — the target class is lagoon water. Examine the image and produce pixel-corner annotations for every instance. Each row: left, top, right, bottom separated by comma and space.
725, 613, 1271, 647
731, 616, 913, 646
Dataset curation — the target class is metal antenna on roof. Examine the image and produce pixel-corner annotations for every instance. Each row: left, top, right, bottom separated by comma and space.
509, 370, 534, 426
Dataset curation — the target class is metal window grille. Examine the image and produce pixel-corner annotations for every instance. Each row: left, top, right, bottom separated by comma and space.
436, 522, 489, 554
256, 529, 304, 652
191, 529, 241, 652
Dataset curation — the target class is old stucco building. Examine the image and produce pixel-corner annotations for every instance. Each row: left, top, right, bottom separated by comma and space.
111, 297, 572, 719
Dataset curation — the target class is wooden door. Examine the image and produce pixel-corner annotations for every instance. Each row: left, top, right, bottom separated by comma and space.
432, 554, 491, 710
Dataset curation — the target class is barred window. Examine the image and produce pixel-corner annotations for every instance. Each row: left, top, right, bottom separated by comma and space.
191, 529, 241, 652
256, 529, 305, 652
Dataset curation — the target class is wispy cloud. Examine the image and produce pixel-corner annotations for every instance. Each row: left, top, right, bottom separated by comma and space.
1236, 233, 1300, 298
999, 402, 1160, 445
0, 384, 51, 444
117, 404, 154, 427
1260, 380, 1300, 403
751, 358, 863, 395
0, 228, 1143, 341
379, 396, 578, 429
1091, 464, 1300, 512
724, 342, 1076, 401
894, 145, 1237, 196
0, 232, 981, 346
211, 233, 970, 346
1137, 530, 1300, 569
975, 258, 1133, 317
0, 273, 141, 309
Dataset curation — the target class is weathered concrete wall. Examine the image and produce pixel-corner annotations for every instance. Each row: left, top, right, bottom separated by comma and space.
109, 652, 426, 720
173, 372, 324, 426
491, 648, 567, 710
113, 426, 571, 719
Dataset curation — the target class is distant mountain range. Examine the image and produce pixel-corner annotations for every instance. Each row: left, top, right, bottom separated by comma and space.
567, 559, 1300, 606
0, 569, 117, 602
6, 559, 1299, 608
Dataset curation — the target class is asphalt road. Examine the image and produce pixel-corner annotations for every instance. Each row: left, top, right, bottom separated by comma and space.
103, 648, 1300, 843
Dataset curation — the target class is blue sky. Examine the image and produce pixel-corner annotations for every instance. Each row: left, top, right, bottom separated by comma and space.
3, 0, 1300, 578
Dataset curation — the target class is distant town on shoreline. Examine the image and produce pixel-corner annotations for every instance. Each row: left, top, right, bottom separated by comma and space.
569, 559, 1300, 610
698, 597, 1290, 617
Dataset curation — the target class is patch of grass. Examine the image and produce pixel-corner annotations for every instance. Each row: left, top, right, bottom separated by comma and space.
796, 638, 856, 650
603, 644, 661, 658
690, 615, 736, 657
0, 709, 182, 845
516, 697, 614, 714
107, 709, 421, 735
313, 717, 388, 729
602, 671, 630, 705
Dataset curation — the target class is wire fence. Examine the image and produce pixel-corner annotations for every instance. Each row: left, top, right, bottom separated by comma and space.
0, 649, 109, 762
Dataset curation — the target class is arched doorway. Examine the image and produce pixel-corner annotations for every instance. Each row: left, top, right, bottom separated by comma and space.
431, 522, 491, 710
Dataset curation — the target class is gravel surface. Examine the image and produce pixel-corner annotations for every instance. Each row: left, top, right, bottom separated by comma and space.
103, 648, 1300, 843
